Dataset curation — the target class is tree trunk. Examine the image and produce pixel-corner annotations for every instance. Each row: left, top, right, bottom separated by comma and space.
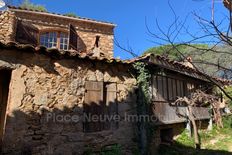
188, 105, 201, 149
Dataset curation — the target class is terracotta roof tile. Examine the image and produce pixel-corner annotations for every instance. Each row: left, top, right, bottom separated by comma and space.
0, 41, 129, 64
0, 41, 230, 85
147, 53, 232, 86
7, 5, 115, 27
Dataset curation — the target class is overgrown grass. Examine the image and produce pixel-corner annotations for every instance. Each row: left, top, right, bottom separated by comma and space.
176, 130, 195, 147
158, 116, 232, 155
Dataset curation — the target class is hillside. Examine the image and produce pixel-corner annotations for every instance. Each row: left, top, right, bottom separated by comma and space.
143, 44, 232, 79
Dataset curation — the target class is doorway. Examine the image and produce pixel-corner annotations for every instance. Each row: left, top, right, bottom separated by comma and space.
0, 70, 11, 145
160, 128, 174, 144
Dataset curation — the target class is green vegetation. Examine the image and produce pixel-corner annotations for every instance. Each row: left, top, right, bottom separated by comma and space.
143, 44, 232, 77
20, 0, 47, 12
133, 62, 152, 154
143, 44, 208, 61
64, 13, 78, 18
100, 144, 122, 155
225, 86, 232, 107
133, 62, 151, 103
157, 116, 232, 155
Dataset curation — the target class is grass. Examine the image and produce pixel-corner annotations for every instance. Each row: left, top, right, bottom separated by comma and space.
158, 116, 232, 155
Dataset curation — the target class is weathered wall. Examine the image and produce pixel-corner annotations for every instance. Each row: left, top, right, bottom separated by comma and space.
0, 11, 16, 43
0, 49, 137, 154
5, 9, 114, 58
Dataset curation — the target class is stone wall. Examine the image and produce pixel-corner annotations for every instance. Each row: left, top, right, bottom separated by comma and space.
0, 11, 16, 43
4, 9, 114, 58
0, 49, 137, 154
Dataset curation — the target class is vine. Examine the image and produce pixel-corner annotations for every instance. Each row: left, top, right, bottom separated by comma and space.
133, 62, 153, 154
133, 62, 151, 104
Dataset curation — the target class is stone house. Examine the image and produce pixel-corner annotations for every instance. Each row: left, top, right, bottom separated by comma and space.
0, 5, 230, 155
0, 41, 140, 154
0, 6, 139, 154
0, 6, 114, 58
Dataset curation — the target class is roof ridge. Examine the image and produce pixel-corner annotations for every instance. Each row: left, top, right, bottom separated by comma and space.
7, 5, 115, 26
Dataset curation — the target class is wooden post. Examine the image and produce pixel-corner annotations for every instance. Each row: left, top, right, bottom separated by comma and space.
186, 107, 192, 137
208, 106, 213, 131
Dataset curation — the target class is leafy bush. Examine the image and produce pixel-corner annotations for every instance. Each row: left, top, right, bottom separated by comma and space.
176, 130, 195, 147
20, 0, 47, 12
100, 144, 122, 155
222, 115, 232, 129
64, 13, 78, 18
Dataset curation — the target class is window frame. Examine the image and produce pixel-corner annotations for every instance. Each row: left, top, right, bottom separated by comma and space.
38, 29, 69, 50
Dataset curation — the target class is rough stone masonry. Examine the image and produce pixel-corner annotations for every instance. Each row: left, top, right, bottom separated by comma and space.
0, 49, 138, 154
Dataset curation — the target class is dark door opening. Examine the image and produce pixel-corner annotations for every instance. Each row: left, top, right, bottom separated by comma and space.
0, 70, 11, 147
160, 128, 174, 145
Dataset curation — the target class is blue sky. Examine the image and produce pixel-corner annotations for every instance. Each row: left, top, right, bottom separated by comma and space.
12, 0, 228, 59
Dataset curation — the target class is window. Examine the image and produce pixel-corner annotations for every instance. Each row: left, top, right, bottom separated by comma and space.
83, 81, 118, 133
60, 32, 69, 50
39, 31, 69, 50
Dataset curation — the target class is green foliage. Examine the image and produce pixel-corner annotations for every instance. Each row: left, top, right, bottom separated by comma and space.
143, 44, 232, 77
100, 144, 122, 155
222, 115, 232, 129
133, 62, 152, 154
168, 119, 232, 154
225, 86, 232, 106
20, 0, 47, 12
64, 13, 78, 18
133, 62, 151, 103
176, 130, 195, 147
143, 44, 208, 61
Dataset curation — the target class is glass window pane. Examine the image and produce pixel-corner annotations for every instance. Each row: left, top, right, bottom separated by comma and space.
60, 32, 69, 50
40, 32, 58, 48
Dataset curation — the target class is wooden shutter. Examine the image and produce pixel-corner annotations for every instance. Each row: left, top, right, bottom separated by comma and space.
157, 76, 164, 101
68, 24, 78, 50
180, 81, 184, 97
104, 83, 117, 130
163, 77, 168, 100
168, 78, 173, 101
152, 76, 158, 101
177, 80, 181, 97
16, 20, 39, 46
84, 81, 103, 132
172, 79, 177, 100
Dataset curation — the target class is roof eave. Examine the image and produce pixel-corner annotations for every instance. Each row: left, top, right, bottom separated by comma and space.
8, 7, 116, 27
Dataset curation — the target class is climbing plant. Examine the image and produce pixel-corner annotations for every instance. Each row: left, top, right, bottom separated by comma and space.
133, 62, 153, 155
133, 62, 151, 103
